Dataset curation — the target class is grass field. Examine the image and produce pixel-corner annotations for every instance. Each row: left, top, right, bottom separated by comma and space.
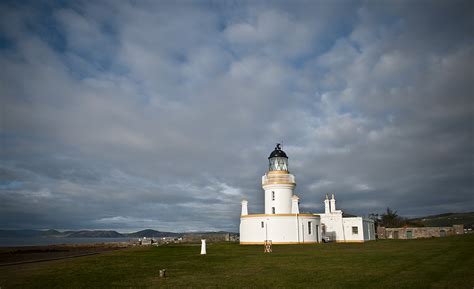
1, 234, 473, 289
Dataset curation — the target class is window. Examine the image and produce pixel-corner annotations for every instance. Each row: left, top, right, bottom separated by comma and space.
272, 191, 275, 201
272, 207, 275, 214
308, 222, 312, 234
261, 221, 264, 228
352, 226, 358, 234
269, 157, 288, 171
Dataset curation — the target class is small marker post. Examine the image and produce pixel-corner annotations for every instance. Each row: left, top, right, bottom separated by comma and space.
200, 239, 207, 255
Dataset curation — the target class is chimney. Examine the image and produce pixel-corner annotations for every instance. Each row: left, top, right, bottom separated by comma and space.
291, 195, 300, 214
241, 199, 248, 216
330, 194, 336, 212
324, 193, 331, 213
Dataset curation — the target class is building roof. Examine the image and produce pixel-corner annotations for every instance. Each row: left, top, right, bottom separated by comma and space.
268, 143, 288, 159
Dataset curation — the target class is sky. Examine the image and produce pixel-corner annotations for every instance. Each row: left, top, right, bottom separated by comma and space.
0, 0, 473, 232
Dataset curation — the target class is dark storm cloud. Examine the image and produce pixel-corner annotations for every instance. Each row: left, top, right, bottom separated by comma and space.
0, 0, 472, 231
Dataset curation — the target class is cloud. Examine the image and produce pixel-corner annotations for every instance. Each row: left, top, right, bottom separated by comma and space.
0, 0, 472, 231
225, 9, 313, 58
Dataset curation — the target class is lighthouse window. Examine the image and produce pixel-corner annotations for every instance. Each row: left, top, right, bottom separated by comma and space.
261, 221, 264, 228
308, 222, 312, 234
272, 191, 275, 201
269, 157, 288, 171
352, 226, 359, 234
272, 207, 275, 214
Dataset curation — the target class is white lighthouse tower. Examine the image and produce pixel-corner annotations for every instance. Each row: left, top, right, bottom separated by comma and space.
262, 144, 296, 215
239, 144, 321, 244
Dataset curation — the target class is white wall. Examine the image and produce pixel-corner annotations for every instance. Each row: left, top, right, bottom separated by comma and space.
341, 217, 364, 242
298, 216, 321, 243
320, 213, 375, 242
363, 219, 376, 241
263, 184, 295, 214
320, 212, 344, 241
240, 215, 321, 244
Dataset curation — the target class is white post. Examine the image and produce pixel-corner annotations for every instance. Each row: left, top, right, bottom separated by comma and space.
200, 239, 206, 255
291, 195, 299, 214
241, 199, 248, 216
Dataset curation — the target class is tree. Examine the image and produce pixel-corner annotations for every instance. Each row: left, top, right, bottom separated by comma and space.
368, 213, 381, 229
380, 207, 404, 228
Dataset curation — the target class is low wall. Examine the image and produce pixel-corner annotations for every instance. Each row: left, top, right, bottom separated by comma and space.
377, 224, 464, 239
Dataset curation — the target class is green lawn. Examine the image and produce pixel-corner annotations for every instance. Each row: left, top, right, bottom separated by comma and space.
1, 234, 473, 289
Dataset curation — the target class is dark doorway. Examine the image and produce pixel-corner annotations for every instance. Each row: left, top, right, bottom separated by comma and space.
393, 231, 399, 239
440, 230, 446, 237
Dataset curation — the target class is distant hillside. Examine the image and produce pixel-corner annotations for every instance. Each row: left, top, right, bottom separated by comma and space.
409, 212, 474, 229
0, 229, 67, 238
126, 229, 181, 238
41, 229, 62, 236
64, 230, 124, 238
0, 229, 182, 238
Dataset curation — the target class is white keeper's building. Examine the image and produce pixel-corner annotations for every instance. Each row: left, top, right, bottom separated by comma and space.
239, 145, 375, 244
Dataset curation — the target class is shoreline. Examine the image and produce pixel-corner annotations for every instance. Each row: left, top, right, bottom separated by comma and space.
0, 237, 134, 247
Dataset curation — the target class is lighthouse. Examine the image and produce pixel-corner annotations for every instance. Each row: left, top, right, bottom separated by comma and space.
239, 144, 321, 244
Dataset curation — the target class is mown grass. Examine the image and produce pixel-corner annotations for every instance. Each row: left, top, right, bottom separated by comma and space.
1, 234, 473, 289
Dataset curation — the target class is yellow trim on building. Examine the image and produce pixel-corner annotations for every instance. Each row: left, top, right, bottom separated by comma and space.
262, 181, 296, 185
240, 240, 365, 244
267, 170, 289, 175
240, 241, 319, 245
241, 213, 319, 218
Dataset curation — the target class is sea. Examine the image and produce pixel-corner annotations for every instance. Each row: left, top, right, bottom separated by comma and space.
0, 237, 133, 247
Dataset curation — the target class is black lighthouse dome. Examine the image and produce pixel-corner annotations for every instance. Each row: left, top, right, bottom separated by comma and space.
268, 143, 288, 159
268, 144, 289, 171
